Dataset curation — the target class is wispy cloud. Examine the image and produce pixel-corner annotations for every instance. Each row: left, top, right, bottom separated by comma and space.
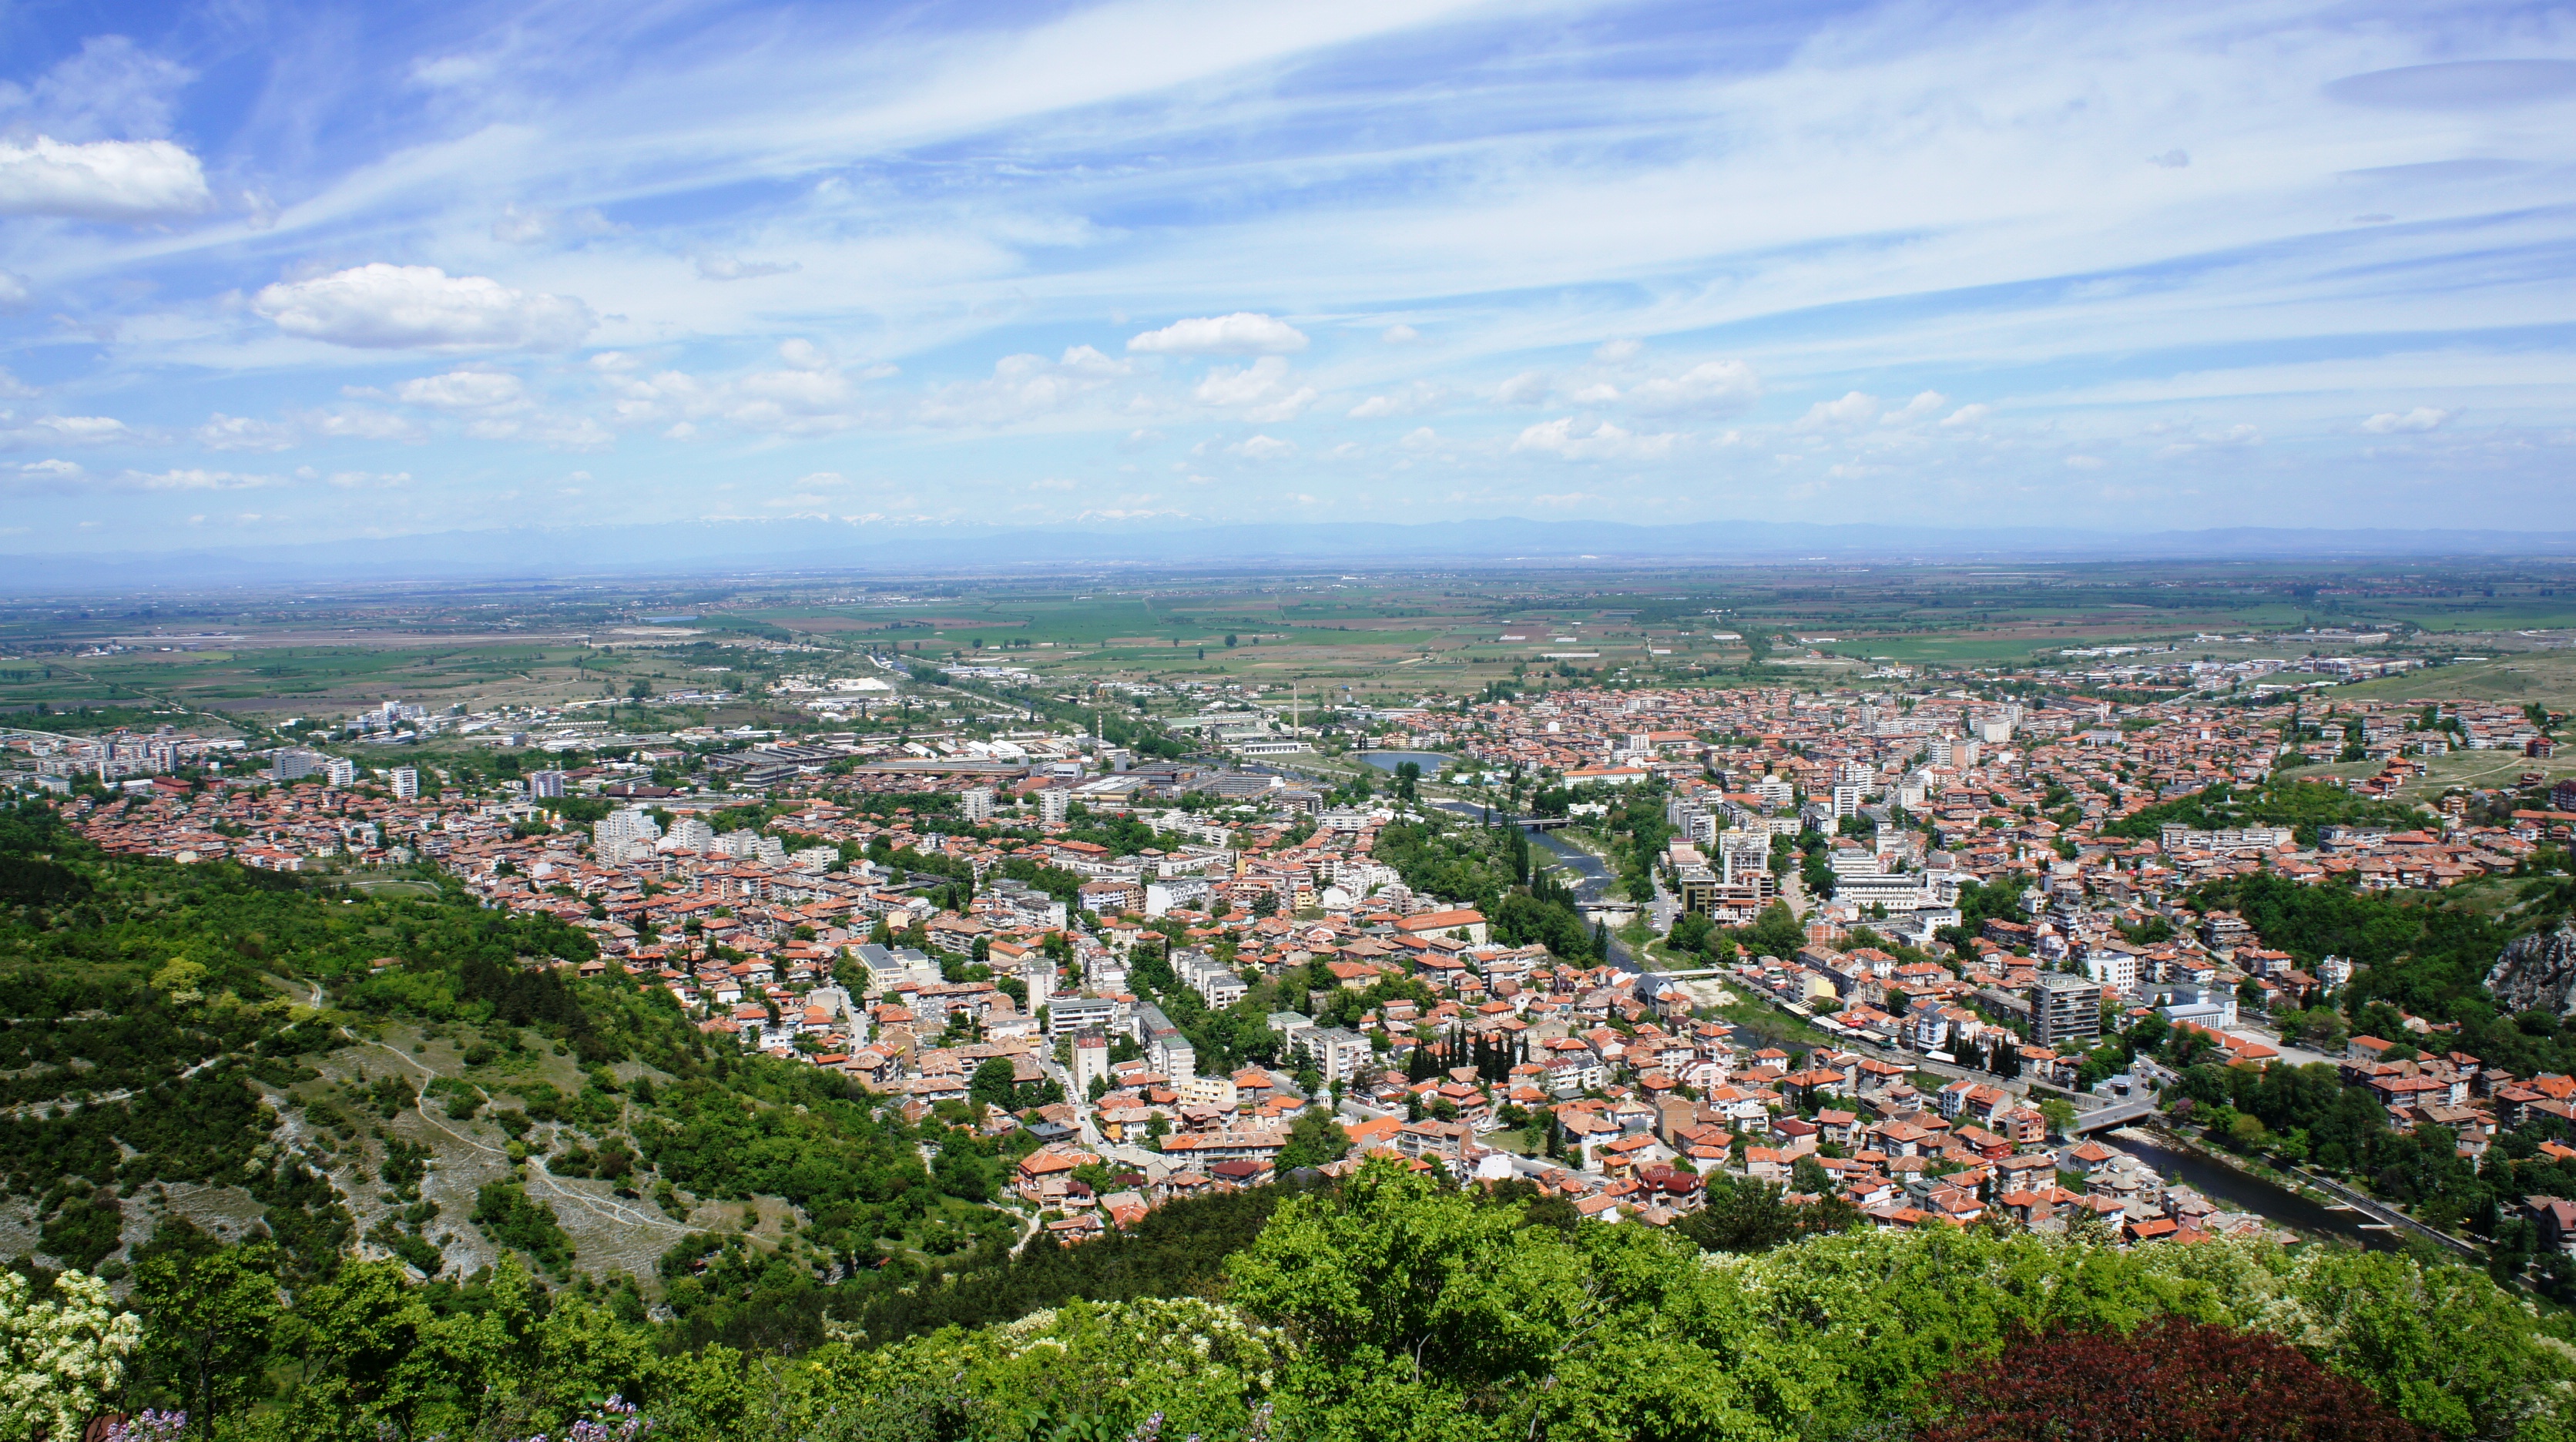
3, 0, 2575, 545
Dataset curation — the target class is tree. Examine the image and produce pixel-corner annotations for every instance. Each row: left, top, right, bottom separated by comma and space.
1669, 911, 1714, 954
1225, 1159, 1778, 1441
1739, 900, 1804, 959
1275, 1110, 1353, 1171
1923, 1316, 2433, 1441
968, 1058, 1019, 1111
130, 1226, 281, 1437
0, 1268, 142, 1442
2038, 1096, 2078, 1137
1681, 1176, 1863, 1253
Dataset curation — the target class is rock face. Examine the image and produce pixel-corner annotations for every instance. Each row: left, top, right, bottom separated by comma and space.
2487, 921, 2576, 1018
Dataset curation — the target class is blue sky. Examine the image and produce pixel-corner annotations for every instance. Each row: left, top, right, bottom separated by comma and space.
3, 0, 2574, 551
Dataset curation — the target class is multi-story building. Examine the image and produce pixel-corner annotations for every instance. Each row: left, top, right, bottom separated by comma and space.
1072, 1030, 1112, 1098
593, 807, 662, 859
2031, 972, 2102, 1048
389, 766, 420, 800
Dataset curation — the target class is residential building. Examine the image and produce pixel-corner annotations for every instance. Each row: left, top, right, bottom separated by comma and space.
2032, 972, 2101, 1048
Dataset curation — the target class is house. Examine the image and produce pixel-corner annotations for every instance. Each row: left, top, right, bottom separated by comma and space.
1015, 1150, 1081, 1205
1397, 909, 1491, 946
2526, 1196, 2576, 1255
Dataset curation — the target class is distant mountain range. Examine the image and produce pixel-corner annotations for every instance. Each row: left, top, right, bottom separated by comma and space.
7, 517, 2574, 592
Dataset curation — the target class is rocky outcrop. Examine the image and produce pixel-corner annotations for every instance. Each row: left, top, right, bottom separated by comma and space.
2487, 921, 2576, 1018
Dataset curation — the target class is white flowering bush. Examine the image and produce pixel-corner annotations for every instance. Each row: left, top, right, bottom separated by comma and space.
0, 1269, 143, 1442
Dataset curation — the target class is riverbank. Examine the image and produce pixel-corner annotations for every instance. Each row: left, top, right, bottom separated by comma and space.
2115, 1124, 2426, 1254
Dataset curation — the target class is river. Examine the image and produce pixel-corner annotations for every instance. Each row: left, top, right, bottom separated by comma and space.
2108, 1130, 2400, 1252
1430, 800, 1612, 902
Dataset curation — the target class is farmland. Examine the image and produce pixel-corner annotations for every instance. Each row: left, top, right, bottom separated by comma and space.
2, 558, 2574, 727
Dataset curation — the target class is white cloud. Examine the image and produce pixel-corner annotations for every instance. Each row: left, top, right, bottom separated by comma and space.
251, 264, 595, 350
1194, 356, 1315, 420
296, 407, 428, 443
1792, 391, 1882, 431
0, 413, 134, 448
464, 414, 614, 451
0, 136, 212, 222
2361, 407, 2451, 434
12, 458, 82, 481
394, 370, 528, 410
1495, 371, 1551, 405
2148, 149, 2191, 168
730, 367, 860, 431
1128, 313, 1308, 356
1568, 383, 1619, 404
489, 204, 616, 244
2064, 454, 2107, 470
1229, 434, 1298, 460
1381, 324, 1420, 344
693, 251, 801, 280
1397, 427, 1442, 451
778, 338, 834, 371
1594, 338, 1642, 364
1348, 381, 1451, 418
918, 345, 1129, 426
0, 271, 26, 310
2155, 423, 2265, 458
1628, 360, 1760, 417
196, 414, 298, 451
121, 468, 280, 491
1511, 418, 1679, 461
1940, 404, 1992, 428
0, 369, 37, 398
323, 470, 412, 488
1882, 390, 1947, 424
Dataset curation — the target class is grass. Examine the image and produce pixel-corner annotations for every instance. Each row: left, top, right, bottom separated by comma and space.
2323, 650, 2576, 712
1715, 994, 1840, 1051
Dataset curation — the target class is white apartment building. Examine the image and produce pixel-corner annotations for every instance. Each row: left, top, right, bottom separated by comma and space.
593, 807, 662, 858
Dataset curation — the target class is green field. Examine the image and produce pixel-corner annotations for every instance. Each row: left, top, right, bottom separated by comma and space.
4, 560, 2574, 721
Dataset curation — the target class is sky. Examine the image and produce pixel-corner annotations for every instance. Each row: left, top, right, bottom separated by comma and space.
2, 0, 2575, 552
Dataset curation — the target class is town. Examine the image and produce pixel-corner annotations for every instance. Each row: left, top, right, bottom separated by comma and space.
18, 646, 2575, 1279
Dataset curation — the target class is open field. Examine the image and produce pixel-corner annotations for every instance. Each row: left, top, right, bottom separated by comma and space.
2, 560, 2574, 722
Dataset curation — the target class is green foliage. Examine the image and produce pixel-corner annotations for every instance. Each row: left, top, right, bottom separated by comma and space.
844, 1179, 1306, 1349
2105, 781, 2425, 845
471, 1179, 577, 1278
1274, 1111, 1352, 1171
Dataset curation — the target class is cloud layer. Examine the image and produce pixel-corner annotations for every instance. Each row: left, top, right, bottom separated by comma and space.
0, 0, 2573, 546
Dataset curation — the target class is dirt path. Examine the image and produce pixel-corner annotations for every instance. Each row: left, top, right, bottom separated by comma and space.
346, 1031, 693, 1238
